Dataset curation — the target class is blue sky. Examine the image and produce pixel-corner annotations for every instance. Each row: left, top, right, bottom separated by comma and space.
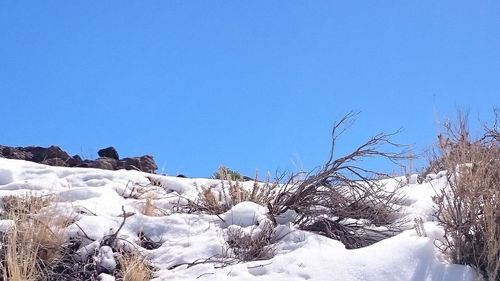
1, 1, 499, 177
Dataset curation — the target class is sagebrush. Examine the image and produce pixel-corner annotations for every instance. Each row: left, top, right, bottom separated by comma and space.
268, 112, 408, 249
433, 110, 500, 281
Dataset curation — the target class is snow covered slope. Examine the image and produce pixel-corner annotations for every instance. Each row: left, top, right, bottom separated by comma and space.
0, 158, 476, 281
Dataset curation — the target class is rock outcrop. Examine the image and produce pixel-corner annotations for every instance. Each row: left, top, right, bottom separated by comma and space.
0, 145, 157, 173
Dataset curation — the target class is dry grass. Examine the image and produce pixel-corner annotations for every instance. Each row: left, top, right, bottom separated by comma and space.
433, 110, 500, 281
2, 219, 41, 281
217, 168, 278, 210
0, 194, 67, 281
186, 169, 278, 216
143, 197, 157, 216
117, 250, 153, 281
196, 184, 225, 214
120, 179, 166, 217
139, 195, 161, 217
0, 194, 53, 216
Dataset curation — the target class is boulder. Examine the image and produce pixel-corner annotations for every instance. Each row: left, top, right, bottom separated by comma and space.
42, 158, 68, 167
24, 146, 54, 162
67, 155, 82, 167
46, 145, 71, 160
1, 146, 12, 156
1, 145, 32, 160
22, 146, 70, 163
98, 147, 119, 160
118, 155, 157, 173
94, 157, 117, 170
1, 145, 70, 164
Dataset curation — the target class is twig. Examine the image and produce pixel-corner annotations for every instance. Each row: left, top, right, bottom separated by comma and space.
168, 256, 238, 270
196, 272, 215, 279
247, 261, 272, 269
101, 205, 127, 247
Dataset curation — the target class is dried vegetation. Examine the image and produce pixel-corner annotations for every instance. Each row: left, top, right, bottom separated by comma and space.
432, 110, 500, 281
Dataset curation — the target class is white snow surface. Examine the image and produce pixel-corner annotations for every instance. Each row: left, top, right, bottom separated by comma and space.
0, 158, 476, 281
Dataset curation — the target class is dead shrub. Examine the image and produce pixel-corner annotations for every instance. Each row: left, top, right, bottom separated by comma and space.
433, 110, 500, 281
268, 112, 408, 249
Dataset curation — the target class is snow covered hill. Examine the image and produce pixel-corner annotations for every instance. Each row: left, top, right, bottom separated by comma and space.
0, 158, 476, 281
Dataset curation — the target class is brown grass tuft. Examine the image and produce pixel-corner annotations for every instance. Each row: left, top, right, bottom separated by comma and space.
1, 194, 65, 281
2, 219, 41, 281
143, 197, 157, 216
117, 250, 154, 281
1, 194, 53, 216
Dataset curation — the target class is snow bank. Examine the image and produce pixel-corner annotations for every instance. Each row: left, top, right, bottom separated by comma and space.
0, 158, 476, 281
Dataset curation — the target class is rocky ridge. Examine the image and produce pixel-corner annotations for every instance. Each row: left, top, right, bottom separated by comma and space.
0, 145, 157, 173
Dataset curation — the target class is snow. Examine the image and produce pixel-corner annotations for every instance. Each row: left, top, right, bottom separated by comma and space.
222, 201, 267, 227
0, 158, 476, 281
97, 245, 117, 272
98, 273, 116, 281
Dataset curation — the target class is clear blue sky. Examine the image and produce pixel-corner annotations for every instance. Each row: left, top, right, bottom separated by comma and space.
1, 1, 499, 177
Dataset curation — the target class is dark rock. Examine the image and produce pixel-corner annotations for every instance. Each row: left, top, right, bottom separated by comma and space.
20, 145, 71, 163
76, 161, 92, 168
0, 145, 32, 161
242, 176, 254, 181
1, 145, 70, 163
76, 158, 116, 170
67, 155, 82, 167
46, 145, 71, 160
94, 157, 117, 170
117, 155, 157, 173
176, 174, 187, 178
42, 158, 67, 167
98, 147, 119, 160
24, 146, 51, 162
1, 146, 12, 156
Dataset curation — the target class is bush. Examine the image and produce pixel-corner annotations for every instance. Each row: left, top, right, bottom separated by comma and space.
268, 112, 408, 249
433, 110, 500, 281
213, 166, 243, 181
224, 222, 276, 262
